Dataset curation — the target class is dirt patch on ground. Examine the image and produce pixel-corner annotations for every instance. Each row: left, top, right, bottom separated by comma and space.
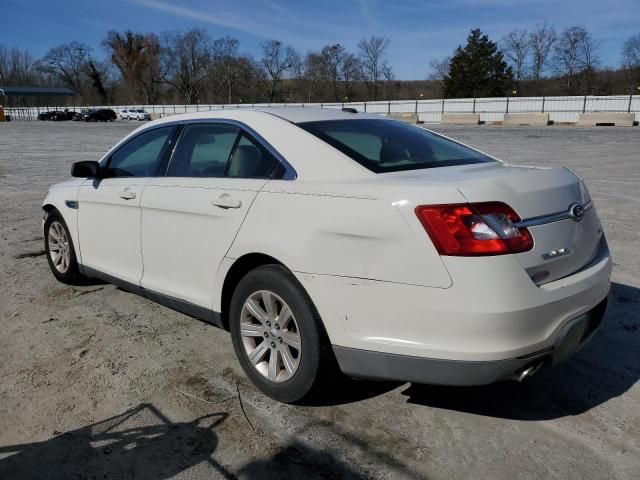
0, 121, 638, 479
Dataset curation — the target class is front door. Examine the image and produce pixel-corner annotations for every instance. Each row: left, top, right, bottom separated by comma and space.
77, 125, 174, 284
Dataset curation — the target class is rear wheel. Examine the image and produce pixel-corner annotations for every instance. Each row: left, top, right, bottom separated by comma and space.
229, 265, 336, 403
44, 211, 83, 284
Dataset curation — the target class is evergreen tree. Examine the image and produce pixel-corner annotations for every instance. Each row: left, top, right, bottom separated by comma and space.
443, 28, 514, 98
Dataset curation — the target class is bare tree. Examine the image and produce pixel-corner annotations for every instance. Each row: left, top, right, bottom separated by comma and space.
103, 31, 161, 104
320, 44, 346, 101
553, 26, 600, 94
529, 23, 556, 94
381, 61, 395, 99
428, 56, 450, 97
299, 52, 326, 102
211, 36, 244, 104
286, 52, 305, 102
0, 46, 39, 86
84, 59, 109, 103
622, 33, 640, 89
260, 40, 298, 103
161, 29, 211, 104
357, 36, 391, 100
501, 29, 530, 86
37, 42, 94, 98
317, 44, 362, 101
341, 52, 361, 100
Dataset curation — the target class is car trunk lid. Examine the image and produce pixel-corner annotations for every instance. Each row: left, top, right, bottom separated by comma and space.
387, 163, 604, 284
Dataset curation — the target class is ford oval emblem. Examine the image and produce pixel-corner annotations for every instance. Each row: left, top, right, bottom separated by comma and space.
568, 203, 585, 222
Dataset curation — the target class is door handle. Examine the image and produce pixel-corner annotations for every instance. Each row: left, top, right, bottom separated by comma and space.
119, 191, 137, 200
210, 195, 242, 209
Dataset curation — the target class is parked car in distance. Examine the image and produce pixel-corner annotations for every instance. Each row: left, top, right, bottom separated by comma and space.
38, 111, 59, 121
82, 108, 117, 122
38, 110, 69, 121
73, 108, 91, 121
42, 107, 611, 403
120, 109, 151, 121
38, 110, 78, 121
57, 110, 80, 121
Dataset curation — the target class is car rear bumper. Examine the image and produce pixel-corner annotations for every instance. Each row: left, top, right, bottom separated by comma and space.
332, 298, 607, 385
297, 236, 611, 383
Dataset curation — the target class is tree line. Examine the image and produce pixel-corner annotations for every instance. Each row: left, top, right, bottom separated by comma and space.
432, 26, 640, 98
1, 26, 639, 105
0, 31, 395, 105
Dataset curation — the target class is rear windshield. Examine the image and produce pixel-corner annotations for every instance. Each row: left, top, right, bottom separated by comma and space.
298, 119, 494, 173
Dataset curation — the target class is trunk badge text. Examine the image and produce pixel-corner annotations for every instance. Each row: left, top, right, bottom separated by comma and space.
542, 247, 571, 260
568, 203, 585, 222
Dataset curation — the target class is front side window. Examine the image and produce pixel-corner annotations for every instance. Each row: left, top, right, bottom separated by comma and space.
103, 126, 172, 178
298, 119, 495, 173
167, 124, 239, 177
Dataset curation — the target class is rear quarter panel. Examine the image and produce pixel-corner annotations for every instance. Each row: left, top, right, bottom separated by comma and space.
227, 180, 454, 288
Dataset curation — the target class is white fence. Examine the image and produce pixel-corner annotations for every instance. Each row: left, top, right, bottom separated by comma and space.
7, 95, 640, 123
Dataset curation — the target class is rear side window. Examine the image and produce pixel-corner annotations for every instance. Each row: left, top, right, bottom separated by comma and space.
167, 124, 240, 177
298, 119, 495, 173
227, 133, 279, 179
104, 126, 173, 178
167, 123, 281, 179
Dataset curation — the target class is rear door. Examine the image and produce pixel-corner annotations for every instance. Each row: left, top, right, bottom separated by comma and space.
139, 122, 281, 308
77, 125, 174, 284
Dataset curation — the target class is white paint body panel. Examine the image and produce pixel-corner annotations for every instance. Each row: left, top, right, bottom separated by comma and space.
42, 108, 611, 366
139, 177, 267, 308
299, 242, 610, 361
41, 179, 84, 261
77, 178, 148, 284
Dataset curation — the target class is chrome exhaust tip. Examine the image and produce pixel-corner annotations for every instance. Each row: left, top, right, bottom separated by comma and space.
513, 362, 543, 382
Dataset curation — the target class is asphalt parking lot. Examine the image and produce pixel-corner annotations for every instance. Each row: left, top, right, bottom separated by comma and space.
0, 120, 638, 479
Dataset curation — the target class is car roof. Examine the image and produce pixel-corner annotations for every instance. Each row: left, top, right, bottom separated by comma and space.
253, 106, 381, 124
104, 107, 386, 181
136, 106, 385, 128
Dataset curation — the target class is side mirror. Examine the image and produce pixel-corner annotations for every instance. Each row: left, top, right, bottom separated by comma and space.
71, 161, 100, 178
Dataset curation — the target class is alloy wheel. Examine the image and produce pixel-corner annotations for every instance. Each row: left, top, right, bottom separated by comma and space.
48, 221, 70, 274
240, 290, 301, 383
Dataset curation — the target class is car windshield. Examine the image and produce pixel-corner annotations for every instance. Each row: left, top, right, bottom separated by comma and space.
136, 110, 145, 113
298, 119, 495, 173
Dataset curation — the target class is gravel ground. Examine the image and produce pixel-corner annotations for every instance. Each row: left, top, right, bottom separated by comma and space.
0, 120, 638, 479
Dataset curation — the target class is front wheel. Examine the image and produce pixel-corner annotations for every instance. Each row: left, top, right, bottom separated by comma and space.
44, 211, 83, 284
229, 265, 337, 403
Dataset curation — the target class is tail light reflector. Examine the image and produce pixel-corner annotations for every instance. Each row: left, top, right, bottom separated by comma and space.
415, 202, 533, 256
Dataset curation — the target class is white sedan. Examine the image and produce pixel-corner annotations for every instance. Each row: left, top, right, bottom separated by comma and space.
42, 108, 611, 402
121, 109, 151, 121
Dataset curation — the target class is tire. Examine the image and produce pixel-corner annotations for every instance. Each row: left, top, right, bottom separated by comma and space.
44, 210, 83, 284
229, 265, 337, 403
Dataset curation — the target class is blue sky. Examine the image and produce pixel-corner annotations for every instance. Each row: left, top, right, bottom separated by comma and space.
3, 0, 639, 79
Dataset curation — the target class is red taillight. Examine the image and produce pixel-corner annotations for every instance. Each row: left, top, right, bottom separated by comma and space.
415, 202, 533, 256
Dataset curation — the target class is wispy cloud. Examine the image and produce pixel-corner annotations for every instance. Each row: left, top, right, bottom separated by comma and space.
131, 0, 277, 37
130, 0, 349, 48
356, 0, 380, 28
